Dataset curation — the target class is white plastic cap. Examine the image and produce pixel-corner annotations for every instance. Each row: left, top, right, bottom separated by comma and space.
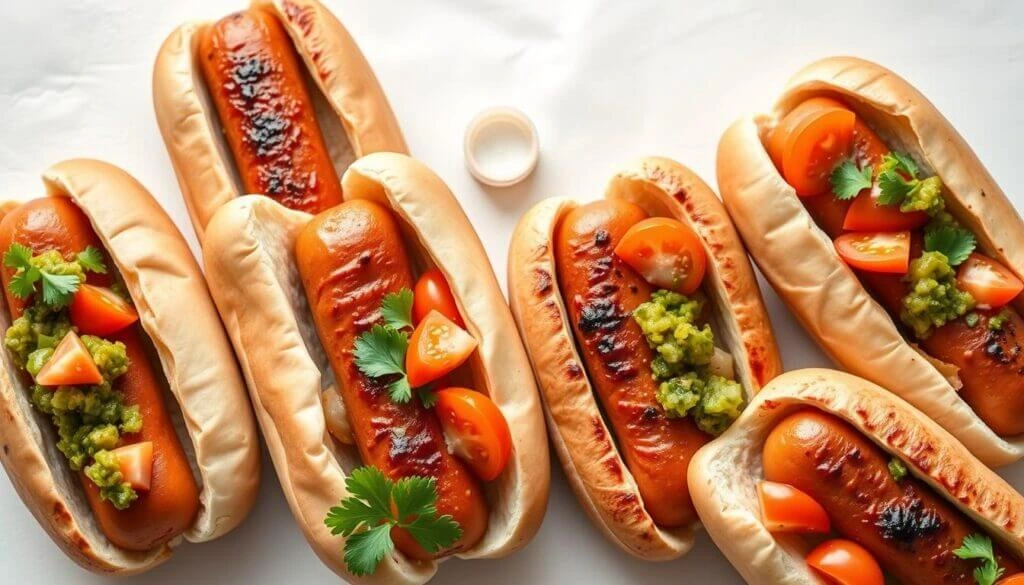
463, 107, 539, 187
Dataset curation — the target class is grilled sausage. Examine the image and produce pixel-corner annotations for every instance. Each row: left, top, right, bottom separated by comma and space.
199, 8, 343, 214
801, 117, 1024, 436
294, 199, 488, 559
763, 409, 1022, 584
553, 199, 709, 528
0, 197, 199, 551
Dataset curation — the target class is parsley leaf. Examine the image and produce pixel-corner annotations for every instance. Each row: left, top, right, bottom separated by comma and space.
924, 225, 976, 266
324, 466, 462, 577
830, 161, 873, 200
354, 325, 413, 403
380, 289, 414, 331
955, 533, 1004, 585
76, 246, 107, 274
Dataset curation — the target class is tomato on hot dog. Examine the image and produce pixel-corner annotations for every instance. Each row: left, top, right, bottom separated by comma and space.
690, 369, 1024, 585
0, 160, 259, 575
201, 153, 549, 582
508, 156, 780, 559
718, 56, 1024, 465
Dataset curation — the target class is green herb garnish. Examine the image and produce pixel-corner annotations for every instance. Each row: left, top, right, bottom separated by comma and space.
954, 533, 1005, 585
830, 160, 873, 200
325, 466, 461, 576
76, 246, 107, 274
887, 457, 908, 481
924, 225, 976, 267
4, 244, 84, 307
353, 325, 412, 403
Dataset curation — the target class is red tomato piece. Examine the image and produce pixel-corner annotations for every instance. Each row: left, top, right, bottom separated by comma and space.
757, 481, 831, 534
767, 97, 857, 197
957, 253, 1024, 309
806, 539, 885, 585
613, 217, 707, 294
413, 268, 464, 327
843, 191, 928, 232
434, 388, 512, 481
834, 231, 910, 274
406, 311, 478, 387
35, 330, 103, 386
70, 284, 139, 336
112, 441, 154, 491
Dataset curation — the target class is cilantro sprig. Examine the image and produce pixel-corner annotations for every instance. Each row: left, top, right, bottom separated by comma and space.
76, 247, 108, 274
325, 466, 461, 576
380, 289, 414, 331
830, 160, 873, 200
4, 244, 106, 307
954, 533, 1005, 585
924, 225, 976, 266
354, 324, 412, 403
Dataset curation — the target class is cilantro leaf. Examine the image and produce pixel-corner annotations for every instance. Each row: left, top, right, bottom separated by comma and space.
975, 563, 1005, 585
40, 272, 81, 307
380, 289, 414, 331
76, 246, 107, 274
924, 225, 976, 266
889, 151, 919, 177
344, 524, 393, 576
418, 387, 438, 408
324, 466, 462, 577
955, 533, 997, 562
8, 266, 40, 299
830, 161, 873, 200
388, 376, 413, 404
3, 243, 32, 270
877, 168, 915, 206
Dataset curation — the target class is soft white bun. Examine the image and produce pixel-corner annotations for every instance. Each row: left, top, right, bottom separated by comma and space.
688, 368, 1024, 585
153, 0, 407, 239
0, 160, 260, 574
717, 56, 1024, 466
202, 153, 549, 583
507, 156, 781, 560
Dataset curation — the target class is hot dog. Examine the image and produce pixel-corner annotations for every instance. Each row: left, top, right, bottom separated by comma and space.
201, 152, 548, 582
764, 409, 1022, 584
295, 199, 488, 558
718, 56, 1024, 465
0, 160, 258, 574
554, 199, 706, 528
154, 0, 407, 238
508, 157, 780, 559
198, 8, 343, 214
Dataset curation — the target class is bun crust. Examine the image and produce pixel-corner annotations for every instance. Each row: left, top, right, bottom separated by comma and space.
506, 157, 780, 559
688, 368, 1024, 585
202, 153, 548, 582
0, 160, 260, 574
717, 56, 1024, 465
152, 0, 407, 239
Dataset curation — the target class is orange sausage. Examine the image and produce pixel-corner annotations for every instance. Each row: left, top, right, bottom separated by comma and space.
763, 410, 1022, 584
801, 116, 1024, 437
553, 199, 709, 528
199, 8, 343, 214
295, 199, 487, 559
0, 197, 199, 551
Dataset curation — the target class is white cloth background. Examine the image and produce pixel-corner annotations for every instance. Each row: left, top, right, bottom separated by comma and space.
1, 0, 1022, 583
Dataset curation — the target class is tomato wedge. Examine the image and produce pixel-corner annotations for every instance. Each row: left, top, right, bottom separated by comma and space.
35, 330, 103, 386
406, 311, 478, 387
757, 481, 830, 534
834, 231, 910, 274
843, 191, 928, 232
767, 97, 856, 197
997, 574, 1024, 585
112, 441, 153, 491
613, 217, 707, 294
957, 253, 1024, 309
806, 540, 884, 585
413, 268, 464, 327
434, 388, 512, 481
70, 284, 139, 336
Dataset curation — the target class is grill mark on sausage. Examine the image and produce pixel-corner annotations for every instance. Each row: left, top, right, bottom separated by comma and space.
594, 229, 610, 247
578, 298, 625, 334
876, 496, 944, 546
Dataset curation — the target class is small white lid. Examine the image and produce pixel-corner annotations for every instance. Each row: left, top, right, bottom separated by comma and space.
464, 107, 539, 187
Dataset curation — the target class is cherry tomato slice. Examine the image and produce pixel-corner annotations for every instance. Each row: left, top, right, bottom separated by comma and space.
834, 231, 910, 274
613, 217, 707, 294
406, 311, 478, 387
843, 191, 929, 232
434, 387, 512, 481
70, 284, 139, 336
35, 330, 103, 386
806, 539, 884, 585
757, 481, 830, 534
957, 253, 1024, 309
413, 268, 464, 327
768, 97, 856, 197
112, 441, 154, 491
997, 574, 1024, 585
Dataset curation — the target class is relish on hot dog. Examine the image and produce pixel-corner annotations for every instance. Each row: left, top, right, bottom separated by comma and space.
201, 152, 548, 582
508, 157, 780, 559
0, 160, 259, 574
718, 56, 1024, 465
153, 0, 407, 238
689, 369, 1024, 585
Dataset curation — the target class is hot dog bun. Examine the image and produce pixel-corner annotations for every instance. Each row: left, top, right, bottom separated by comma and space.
717, 56, 1024, 465
507, 156, 781, 560
152, 0, 407, 238
201, 152, 548, 583
0, 160, 260, 574
687, 368, 1024, 585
